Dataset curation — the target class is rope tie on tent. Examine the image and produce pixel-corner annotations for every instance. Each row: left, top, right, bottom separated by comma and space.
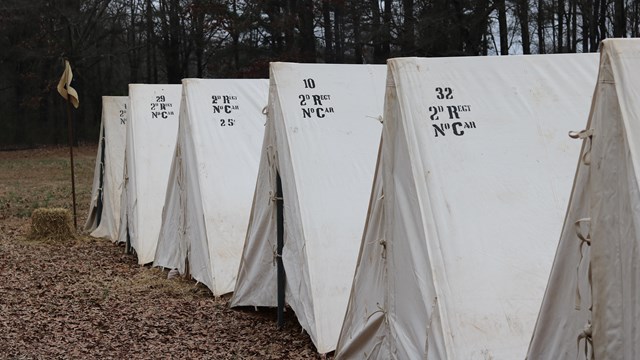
269, 191, 283, 203
574, 218, 591, 245
568, 129, 595, 165
261, 106, 269, 126
424, 296, 438, 355
365, 303, 387, 322
266, 146, 280, 205
379, 239, 386, 259
96, 161, 105, 191
366, 115, 383, 124
272, 245, 278, 266
574, 218, 591, 310
573, 218, 596, 359
576, 320, 594, 360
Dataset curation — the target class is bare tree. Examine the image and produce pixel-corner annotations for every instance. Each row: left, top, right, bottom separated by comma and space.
614, 0, 626, 36
516, 0, 532, 54
497, 0, 509, 54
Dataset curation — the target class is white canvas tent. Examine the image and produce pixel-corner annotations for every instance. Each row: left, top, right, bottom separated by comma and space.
119, 84, 181, 264
335, 53, 599, 359
527, 39, 640, 360
230, 63, 386, 354
85, 96, 128, 241
154, 78, 268, 296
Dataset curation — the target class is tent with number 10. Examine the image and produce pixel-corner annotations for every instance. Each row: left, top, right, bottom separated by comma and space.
231, 62, 387, 354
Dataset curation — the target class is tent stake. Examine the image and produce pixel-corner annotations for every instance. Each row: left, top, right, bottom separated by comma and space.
276, 172, 285, 329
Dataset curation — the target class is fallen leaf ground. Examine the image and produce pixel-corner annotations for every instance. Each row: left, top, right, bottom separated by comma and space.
0, 145, 323, 359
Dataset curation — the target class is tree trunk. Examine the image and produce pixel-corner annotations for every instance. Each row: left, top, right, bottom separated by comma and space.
285, 0, 295, 54
632, 1, 638, 37
370, 0, 384, 62
401, 0, 416, 55
471, 0, 492, 55
322, 0, 334, 62
159, 0, 182, 83
590, 0, 599, 50
538, 0, 546, 53
599, 0, 607, 41
382, 0, 392, 59
146, 0, 153, 82
193, 0, 205, 77
557, 0, 564, 52
565, 0, 572, 51
129, 1, 139, 83
232, 0, 240, 71
497, 0, 509, 55
614, 0, 626, 37
168, 0, 182, 83
351, 0, 363, 63
571, 0, 577, 51
335, 2, 345, 62
517, 0, 531, 54
581, 0, 589, 52
453, 0, 466, 55
298, 0, 316, 62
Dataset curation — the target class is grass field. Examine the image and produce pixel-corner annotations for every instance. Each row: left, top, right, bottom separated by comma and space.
0, 145, 320, 359
0, 146, 95, 220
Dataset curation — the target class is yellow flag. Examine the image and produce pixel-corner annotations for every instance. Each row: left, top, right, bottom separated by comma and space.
57, 60, 80, 108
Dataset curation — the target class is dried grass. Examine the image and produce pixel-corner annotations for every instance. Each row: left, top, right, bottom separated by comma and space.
109, 268, 211, 299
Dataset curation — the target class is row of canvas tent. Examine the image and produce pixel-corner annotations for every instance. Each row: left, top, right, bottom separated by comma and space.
84, 38, 638, 359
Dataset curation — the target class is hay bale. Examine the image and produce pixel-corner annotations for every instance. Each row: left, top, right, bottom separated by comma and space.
29, 208, 77, 242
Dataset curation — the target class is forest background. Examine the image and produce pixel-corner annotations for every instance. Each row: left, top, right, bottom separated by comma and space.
0, 0, 634, 147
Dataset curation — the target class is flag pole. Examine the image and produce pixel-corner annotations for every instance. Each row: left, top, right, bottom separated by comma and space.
65, 85, 78, 230
58, 59, 79, 230
59, 58, 78, 230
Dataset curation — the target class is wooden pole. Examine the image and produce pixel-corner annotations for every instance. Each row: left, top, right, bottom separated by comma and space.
65, 94, 78, 229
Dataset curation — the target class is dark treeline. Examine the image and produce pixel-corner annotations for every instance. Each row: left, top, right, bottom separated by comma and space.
0, 0, 637, 146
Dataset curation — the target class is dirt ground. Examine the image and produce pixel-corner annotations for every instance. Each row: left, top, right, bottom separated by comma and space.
0, 145, 323, 359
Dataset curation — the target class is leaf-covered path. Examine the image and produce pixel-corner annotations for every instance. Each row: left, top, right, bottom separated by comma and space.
0, 146, 320, 359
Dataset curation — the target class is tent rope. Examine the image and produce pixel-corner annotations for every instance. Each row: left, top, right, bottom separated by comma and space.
569, 129, 594, 165
574, 218, 594, 360
269, 192, 283, 202
272, 244, 278, 266
424, 296, 438, 357
574, 218, 591, 310
366, 115, 383, 124
576, 320, 594, 360
379, 239, 386, 259
366, 303, 387, 322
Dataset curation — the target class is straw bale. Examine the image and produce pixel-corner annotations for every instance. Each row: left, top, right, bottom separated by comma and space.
28, 208, 77, 242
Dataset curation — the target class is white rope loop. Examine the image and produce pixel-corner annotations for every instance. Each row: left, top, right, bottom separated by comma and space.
568, 129, 595, 165
574, 218, 591, 311
576, 320, 594, 360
